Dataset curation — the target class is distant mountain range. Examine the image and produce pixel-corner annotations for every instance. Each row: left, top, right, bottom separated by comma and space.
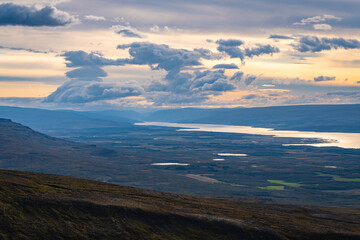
145, 104, 360, 133
1, 104, 359, 133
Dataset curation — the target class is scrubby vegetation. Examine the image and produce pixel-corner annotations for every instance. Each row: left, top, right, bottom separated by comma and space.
0, 169, 360, 240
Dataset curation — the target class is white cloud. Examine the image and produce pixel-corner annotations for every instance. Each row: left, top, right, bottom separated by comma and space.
0, 0, 70, 7
149, 25, 182, 33
294, 14, 342, 26
84, 15, 106, 21
313, 24, 332, 31
150, 25, 160, 33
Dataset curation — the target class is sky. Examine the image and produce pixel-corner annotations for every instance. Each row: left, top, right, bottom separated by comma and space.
0, 0, 359, 109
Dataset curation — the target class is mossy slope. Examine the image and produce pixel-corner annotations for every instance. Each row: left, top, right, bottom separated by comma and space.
0, 170, 360, 240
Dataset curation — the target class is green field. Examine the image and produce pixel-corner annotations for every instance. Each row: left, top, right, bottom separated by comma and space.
316, 173, 360, 182
259, 186, 285, 190
268, 180, 303, 187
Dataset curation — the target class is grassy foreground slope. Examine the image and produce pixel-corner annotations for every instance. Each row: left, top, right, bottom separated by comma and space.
0, 170, 360, 240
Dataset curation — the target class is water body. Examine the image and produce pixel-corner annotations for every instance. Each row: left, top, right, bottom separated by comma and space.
136, 122, 360, 149
218, 153, 248, 157
151, 163, 189, 166
213, 158, 225, 161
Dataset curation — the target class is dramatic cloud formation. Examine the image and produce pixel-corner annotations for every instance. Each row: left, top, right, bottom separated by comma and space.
45, 51, 139, 103
314, 76, 336, 82
216, 39, 279, 61
212, 63, 239, 69
0, 3, 77, 26
294, 36, 360, 52
117, 42, 239, 104
1, 0, 360, 108
112, 25, 144, 38
45, 40, 282, 105
117, 42, 217, 72
45, 81, 141, 103
294, 14, 342, 26
147, 69, 236, 105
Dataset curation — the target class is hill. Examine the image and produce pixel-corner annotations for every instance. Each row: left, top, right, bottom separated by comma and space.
1, 118, 250, 196
0, 106, 134, 134
0, 118, 190, 189
1, 169, 360, 240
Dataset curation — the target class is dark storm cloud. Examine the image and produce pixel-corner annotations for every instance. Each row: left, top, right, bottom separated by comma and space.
216, 39, 279, 61
268, 35, 294, 40
0, 3, 76, 27
314, 76, 336, 82
212, 63, 239, 69
294, 36, 360, 53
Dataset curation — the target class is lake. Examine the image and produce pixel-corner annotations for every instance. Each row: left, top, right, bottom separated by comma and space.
135, 122, 360, 149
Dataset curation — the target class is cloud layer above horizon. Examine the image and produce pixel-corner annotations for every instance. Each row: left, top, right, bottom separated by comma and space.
0, 0, 360, 109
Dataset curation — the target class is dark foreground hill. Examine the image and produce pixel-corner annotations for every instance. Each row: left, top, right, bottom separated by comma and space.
0, 169, 360, 240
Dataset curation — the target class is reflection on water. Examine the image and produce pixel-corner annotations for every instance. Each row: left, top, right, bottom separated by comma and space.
136, 122, 360, 149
